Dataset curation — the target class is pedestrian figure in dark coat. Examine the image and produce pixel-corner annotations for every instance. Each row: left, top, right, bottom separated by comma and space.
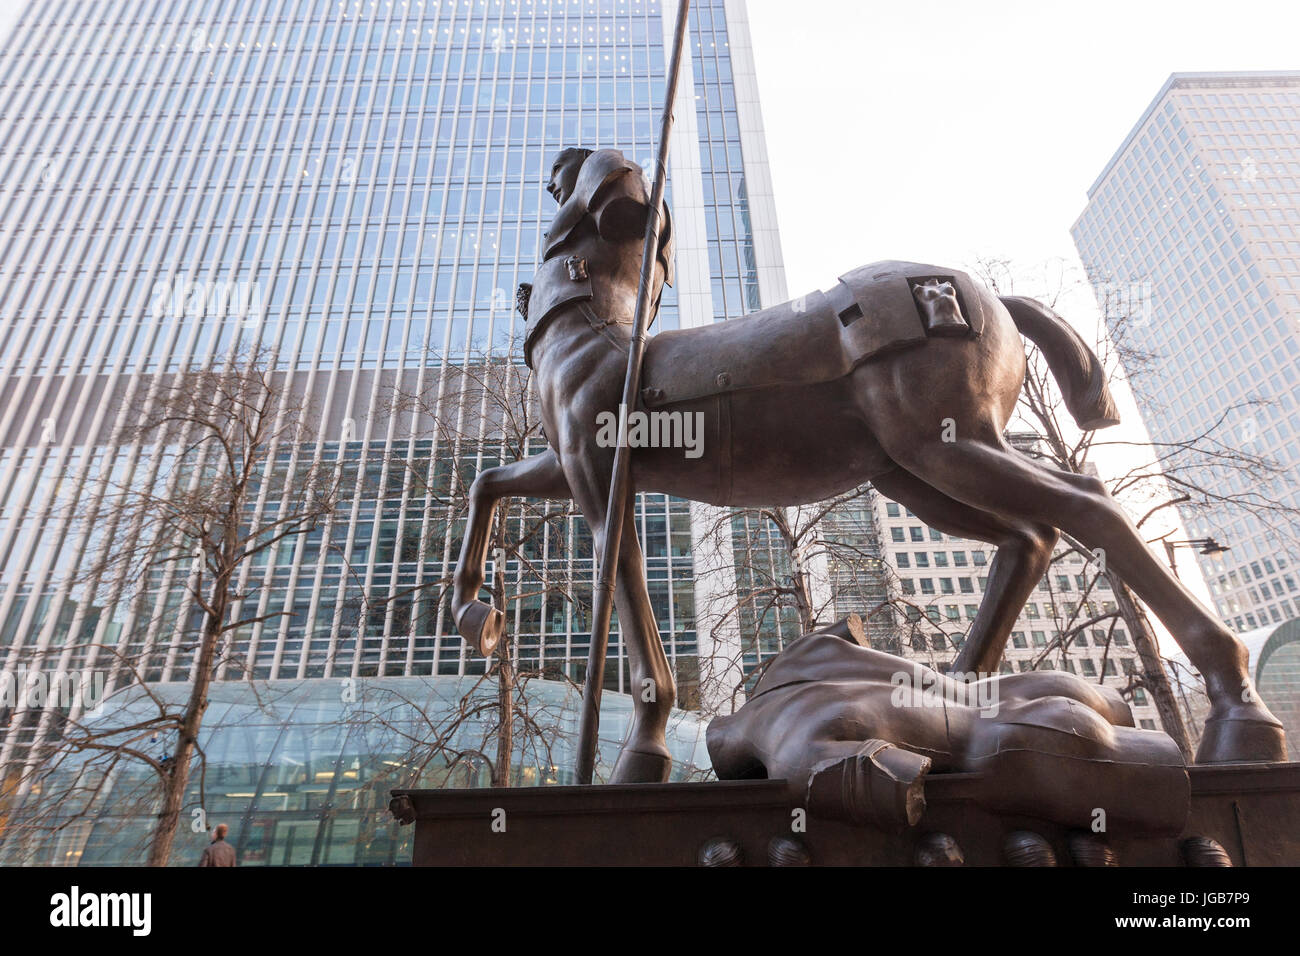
198, 823, 236, 867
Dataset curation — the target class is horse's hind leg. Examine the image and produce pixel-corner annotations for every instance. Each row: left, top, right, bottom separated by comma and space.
451, 449, 570, 656
871, 466, 1057, 675
877, 431, 1284, 763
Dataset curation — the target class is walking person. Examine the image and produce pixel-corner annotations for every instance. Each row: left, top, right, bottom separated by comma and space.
198, 823, 236, 867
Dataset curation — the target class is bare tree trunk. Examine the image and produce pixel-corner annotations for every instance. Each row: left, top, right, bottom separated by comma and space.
14, 352, 342, 864
145, 574, 227, 867
770, 509, 817, 634
493, 636, 514, 788
791, 566, 815, 635
1108, 572, 1193, 761
491, 525, 513, 788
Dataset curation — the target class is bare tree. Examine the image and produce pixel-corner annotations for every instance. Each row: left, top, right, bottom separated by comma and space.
689, 490, 916, 714
696, 495, 870, 638
6, 349, 342, 865
385, 341, 586, 786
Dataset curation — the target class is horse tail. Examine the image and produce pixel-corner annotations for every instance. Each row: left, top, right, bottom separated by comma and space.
1000, 294, 1121, 431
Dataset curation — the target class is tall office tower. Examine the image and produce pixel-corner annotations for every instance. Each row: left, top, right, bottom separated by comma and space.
1072, 72, 1300, 634
872, 485, 1163, 731
0, 0, 890, 802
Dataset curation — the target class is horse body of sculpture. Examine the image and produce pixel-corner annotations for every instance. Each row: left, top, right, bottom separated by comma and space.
450, 146, 1286, 784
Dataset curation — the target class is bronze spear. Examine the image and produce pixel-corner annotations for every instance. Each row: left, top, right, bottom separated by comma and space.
576, 0, 693, 784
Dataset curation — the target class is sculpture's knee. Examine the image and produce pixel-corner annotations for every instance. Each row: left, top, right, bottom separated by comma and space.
975, 695, 1116, 762
1028, 522, 1059, 556
1003, 521, 1057, 562
706, 714, 766, 780
997, 672, 1133, 727
471, 466, 505, 501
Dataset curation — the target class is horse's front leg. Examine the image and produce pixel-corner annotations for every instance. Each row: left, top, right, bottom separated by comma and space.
558, 440, 676, 783
451, 449, 570, 656
608, 503, 677, 782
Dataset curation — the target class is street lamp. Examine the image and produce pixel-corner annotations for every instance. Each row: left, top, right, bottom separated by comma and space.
1162, 537, 1231, 578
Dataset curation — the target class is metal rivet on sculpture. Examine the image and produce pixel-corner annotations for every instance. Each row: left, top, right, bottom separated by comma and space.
767, 836, 812, 867
1004, 831, 1058, 867
447, 143, 1286, 795
1181, 836, 1234, 867
1068, 831, 1119, 867
697, 837, 743, 868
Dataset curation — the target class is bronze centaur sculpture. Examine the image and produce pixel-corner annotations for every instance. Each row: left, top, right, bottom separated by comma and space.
450, 146, 1285, 783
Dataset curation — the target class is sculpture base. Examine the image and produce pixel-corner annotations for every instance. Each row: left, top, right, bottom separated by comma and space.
391, 762, 1300, 866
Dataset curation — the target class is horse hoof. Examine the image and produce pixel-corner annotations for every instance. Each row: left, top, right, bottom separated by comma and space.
610, 747, 672, 784
454, 601, 504, 657
1195, 714, 1286, 764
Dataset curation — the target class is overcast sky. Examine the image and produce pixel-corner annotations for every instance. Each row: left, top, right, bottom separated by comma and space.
746, 0, 1299, 292
0, 1, 16, 44
0, 0, 1288, 276
745, 0, 1298, 607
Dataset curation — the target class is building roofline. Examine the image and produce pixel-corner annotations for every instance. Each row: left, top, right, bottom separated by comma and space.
1083, 71, 1300, 201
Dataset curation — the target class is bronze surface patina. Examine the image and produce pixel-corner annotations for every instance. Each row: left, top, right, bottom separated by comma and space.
707, 622, 1189, 833
449, 144, 1286, 784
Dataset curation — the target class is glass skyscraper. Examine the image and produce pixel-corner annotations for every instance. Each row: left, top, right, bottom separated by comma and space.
1072, 71, 1300, 634
0, 0, 889, 811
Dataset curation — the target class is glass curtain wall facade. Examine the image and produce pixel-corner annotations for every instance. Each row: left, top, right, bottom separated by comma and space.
1072, 72, 1300, 634
2, 676, 712, 866
0, 0, 890, 797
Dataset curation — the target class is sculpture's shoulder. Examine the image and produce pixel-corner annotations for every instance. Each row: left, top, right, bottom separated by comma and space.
584, 151, 655, 242
543, 149, 674, 285
576, 148, 646, 205
545, 149, 641, 250
752, 633, 914, 698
